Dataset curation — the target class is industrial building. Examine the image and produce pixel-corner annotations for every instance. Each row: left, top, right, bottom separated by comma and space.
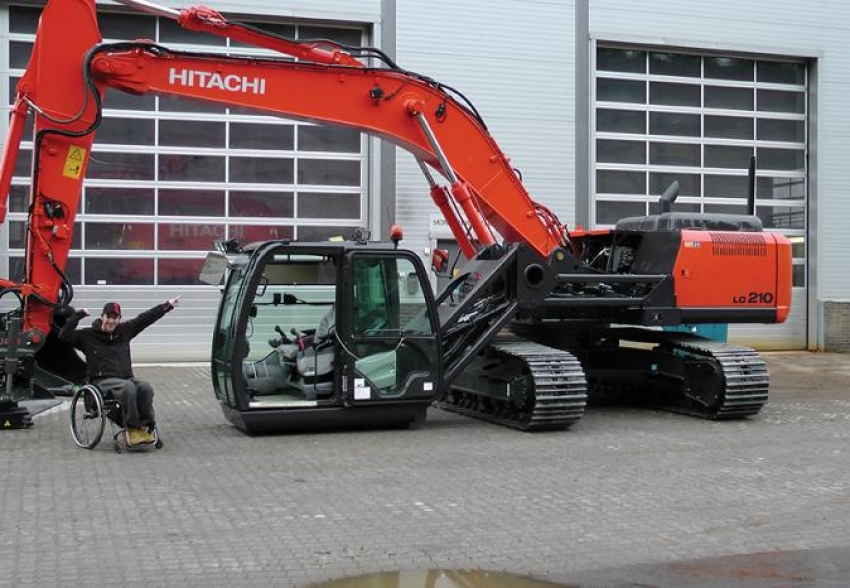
1, 0, 846, 359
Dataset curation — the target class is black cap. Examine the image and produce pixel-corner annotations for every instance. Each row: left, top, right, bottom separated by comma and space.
102, 302, 122, 318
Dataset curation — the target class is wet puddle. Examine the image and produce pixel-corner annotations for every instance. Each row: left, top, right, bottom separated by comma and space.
307, 570, 577, 588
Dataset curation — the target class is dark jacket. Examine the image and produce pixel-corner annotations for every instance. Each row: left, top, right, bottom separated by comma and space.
59, 302, 174, 381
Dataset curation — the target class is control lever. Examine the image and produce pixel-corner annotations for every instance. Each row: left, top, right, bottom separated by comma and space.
275, 325, 292, 344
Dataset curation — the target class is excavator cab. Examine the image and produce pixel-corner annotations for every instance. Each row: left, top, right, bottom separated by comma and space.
202, 240, 442, 433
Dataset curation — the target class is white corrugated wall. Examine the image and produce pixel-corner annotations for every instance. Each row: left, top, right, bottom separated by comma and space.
395, 0, 577, 260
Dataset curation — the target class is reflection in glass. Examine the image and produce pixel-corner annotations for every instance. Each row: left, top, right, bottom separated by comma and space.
158, 258, 206, 286
86, 187, 155, 215
757, 177, 805, 202
650, 52, 700, 77
230, 157, 294, 184
705, 57, 754, 81
9, 185, 29, 213
299, 225, 360, 241
597, 48, 646, 73
87, 152, 155, 181
230, 123, 295, 150
13, 149, 31, 178
96, 117, 156, 145
230, 191, 294, 217
85, 258, 154, 285
159, 223, 226, 250
8, 221, 28, 249
757, 148, 805, 172
229, 225, 294, 243
159, 189, 225, 216
299, 192, 362, 219
85, 223, 155, 250
159, 154, 225, 182
792, 263, 805, 287
298, 160, 360, 186
757, 205, 805, 230
160, 120, 225, 148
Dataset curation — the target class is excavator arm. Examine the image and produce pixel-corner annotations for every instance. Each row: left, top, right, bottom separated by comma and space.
0, 0, 568, 343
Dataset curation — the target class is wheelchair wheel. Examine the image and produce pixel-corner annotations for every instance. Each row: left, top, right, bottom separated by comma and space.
69, 385, 106, 449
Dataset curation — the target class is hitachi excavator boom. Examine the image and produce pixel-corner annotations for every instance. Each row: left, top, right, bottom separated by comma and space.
1, 0, 792, 432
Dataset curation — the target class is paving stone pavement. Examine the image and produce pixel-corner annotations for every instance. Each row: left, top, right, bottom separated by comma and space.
1, 352, 849, 587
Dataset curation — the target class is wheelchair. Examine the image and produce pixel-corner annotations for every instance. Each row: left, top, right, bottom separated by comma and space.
69, 383, 163, 453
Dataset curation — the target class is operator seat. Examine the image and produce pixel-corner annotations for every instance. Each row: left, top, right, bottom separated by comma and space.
296, 306, 336, 388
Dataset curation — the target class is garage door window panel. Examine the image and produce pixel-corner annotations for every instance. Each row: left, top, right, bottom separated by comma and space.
229, 191, 294, 217
230, 123, 295, 150
159, 258, 206, 285
159, 154, 226, 182
96, 117, 156, 145
597, 109, 646, 134
229, 224, 294, 242
650, 82, 700, 107
86, 223, 154, 250
159, 223, 226, 250
298, 159, 360, 186
596, 170, 646, 195
597, 78, 645, 104
86, 187, 155, 215
86, 258, 154, 285
298, 193, 361, 219
159, 189, 225, 216
87, 152, 155, 181
705, 57, 754, 81
596, 140, 645, 164
160, 120, 225, 148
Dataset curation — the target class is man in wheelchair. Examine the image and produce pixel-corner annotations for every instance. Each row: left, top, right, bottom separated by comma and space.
60, 298, 180, 445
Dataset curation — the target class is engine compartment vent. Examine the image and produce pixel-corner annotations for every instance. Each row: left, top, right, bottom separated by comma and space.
709, 233, 768, 257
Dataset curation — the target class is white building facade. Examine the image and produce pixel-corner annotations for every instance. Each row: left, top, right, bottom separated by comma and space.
1, 0, 846, 359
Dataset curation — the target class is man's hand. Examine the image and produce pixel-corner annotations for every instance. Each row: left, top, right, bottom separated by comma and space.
167, 296, 182, 308
79, 308, 90, 317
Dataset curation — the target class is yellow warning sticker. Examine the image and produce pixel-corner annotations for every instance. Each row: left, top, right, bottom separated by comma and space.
62, 146, 86, 179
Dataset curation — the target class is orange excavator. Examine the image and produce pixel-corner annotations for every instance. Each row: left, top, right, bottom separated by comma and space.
0, 0, 791, 432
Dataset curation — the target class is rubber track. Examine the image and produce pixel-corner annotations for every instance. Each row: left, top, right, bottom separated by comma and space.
664, 335, 769, 419
436, 341, 588, 431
